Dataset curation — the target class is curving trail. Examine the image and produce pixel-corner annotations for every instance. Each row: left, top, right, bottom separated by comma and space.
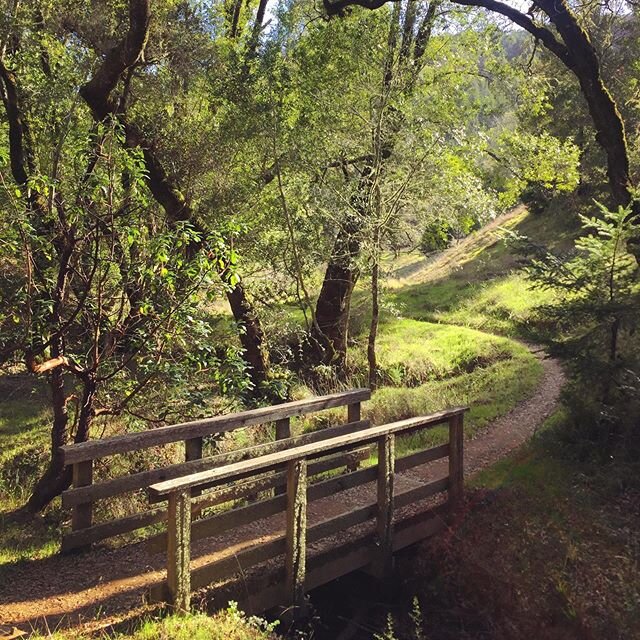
0, 342, 564, 635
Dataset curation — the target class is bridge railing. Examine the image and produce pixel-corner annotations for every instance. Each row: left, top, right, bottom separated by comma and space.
147, 406, 468, 617
58, 388, 371, 552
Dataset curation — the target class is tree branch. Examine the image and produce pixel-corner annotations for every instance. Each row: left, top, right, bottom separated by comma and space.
79, 0, 150, 120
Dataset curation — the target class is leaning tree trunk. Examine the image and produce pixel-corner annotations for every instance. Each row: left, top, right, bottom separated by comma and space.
24, 365, 72, 512
226, 282, 270, 391
311, 166, 373, 366
78, 0, 271, 392
534, 0, 633, 208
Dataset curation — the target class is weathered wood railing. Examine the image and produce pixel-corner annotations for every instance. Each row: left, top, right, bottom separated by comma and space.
147, 406, 468, 617
59, 389, 370, 552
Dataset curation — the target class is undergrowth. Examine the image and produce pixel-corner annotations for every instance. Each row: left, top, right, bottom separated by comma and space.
27, 604, 279, 640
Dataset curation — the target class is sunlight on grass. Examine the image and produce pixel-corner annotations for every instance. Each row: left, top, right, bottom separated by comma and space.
28, 607, 278, 640
366, 347, 543, 455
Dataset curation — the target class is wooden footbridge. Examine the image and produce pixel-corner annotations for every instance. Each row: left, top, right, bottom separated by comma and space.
59, 389, 467, 620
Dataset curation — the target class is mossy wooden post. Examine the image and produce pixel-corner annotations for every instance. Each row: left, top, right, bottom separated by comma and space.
374, 433, 395, 579
346, 402, 361, 471
70, 460, 93, 548
274, 419, 292, 496
448, 413, 464, 508
285, 457, 307, 622
167, 488, 191, 613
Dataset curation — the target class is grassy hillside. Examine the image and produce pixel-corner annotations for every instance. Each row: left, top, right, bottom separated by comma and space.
360, 200, 640, 639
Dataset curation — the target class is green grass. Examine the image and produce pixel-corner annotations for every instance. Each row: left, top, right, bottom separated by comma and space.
27, 606, 278, 639
366, 345, 542, 457
374, 319, 523, 385
385, 204, 578, 338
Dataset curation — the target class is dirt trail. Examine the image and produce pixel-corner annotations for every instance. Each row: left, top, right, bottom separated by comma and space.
0, 347, 564, 635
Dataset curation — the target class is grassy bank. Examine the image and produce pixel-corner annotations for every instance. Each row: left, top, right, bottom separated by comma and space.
26, 606, 278, 640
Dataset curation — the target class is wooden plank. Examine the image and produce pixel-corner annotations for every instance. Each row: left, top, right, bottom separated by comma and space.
167, 489, 191, 613
190, 537, 287, 592
346, 403, 362, 471
395, 443, 449, 472
69, 460, 92, 551
395, 477, 449, 509
307, 502, 377, 544
274, 417, 291, 497
185, 437, 203, 461
63, 419, 369, 508
374, 434, 395, 578
393, 508, 448, 552
148, 449, 370, 554
308, 465, 377, 502
61, 389, 372, 464
347, 402, 361, 423
307, 478, 450, 545
285, 459, 307, 621
62, 507, 165, 552
448, 413, 464, 507
306, 543, 375, 593
149, 408, 468, 498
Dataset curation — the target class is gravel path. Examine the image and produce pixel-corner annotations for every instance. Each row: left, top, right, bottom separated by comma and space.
0, 347, 564, 635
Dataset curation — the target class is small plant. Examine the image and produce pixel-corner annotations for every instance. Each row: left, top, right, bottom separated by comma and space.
409, 597, 426, 640
374, 614, 398, 640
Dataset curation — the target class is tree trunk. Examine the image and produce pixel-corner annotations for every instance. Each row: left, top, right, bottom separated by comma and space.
226, 282, 270, 391
78, 4, 271, 390
367, 248, 380, 390
310, 167, 372, 366
24, 366, 71, 512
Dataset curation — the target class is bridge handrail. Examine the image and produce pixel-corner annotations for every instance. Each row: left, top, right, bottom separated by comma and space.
60, 388, 370, 464
152, 404, 469, 615
148, 406, 468, 499
59, 387, 371, 551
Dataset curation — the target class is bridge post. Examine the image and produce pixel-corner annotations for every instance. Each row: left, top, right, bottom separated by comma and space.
70, 460, 93, 549
274, 418, 292, 496
285, 457, 307, 622
448, 413, 464, 508
167, 488, 191, 613
185, 437, 203, 498
374, 433, 395, 578
346, 402, 362, 471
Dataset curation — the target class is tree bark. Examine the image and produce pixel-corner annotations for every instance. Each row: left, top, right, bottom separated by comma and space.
226, 281, 270, 391
367, 241, 380, 390
24, 364, 72, 512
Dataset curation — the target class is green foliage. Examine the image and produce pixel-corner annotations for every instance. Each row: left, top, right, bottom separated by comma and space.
488, 131, 580, 212
28, 604, 279, 640
521, 201, 640, 459
419, 221, 451, 255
